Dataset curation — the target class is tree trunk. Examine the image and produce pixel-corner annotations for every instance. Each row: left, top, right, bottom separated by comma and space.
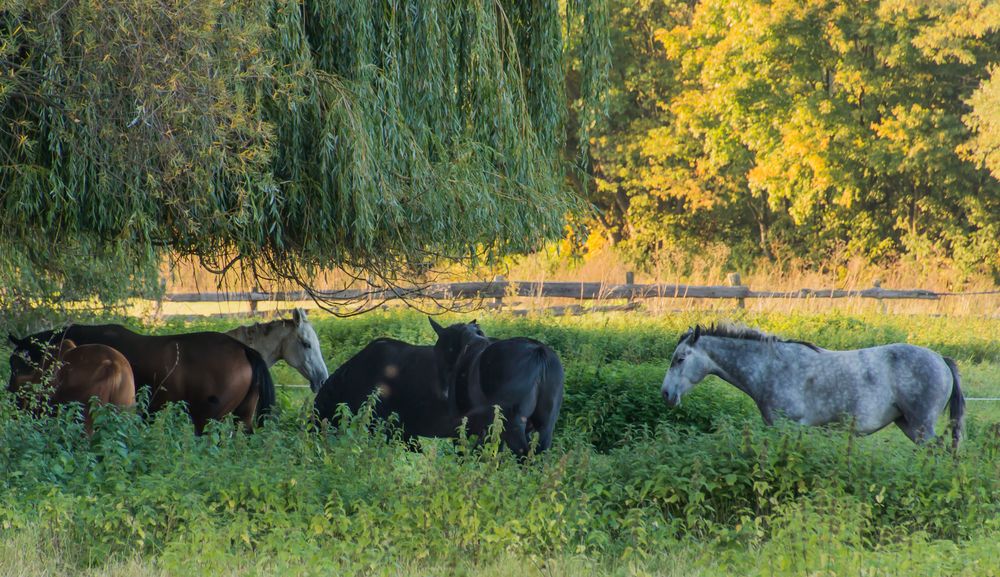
749, 196, 774, 261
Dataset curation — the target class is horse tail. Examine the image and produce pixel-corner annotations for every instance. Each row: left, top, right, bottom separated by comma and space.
944, 356, 965, 451
90, 359, 118, 397
246, 346, 276, 424
543, 346, 564, 389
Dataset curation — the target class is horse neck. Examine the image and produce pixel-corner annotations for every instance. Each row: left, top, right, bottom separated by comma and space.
464, 335, 491, 358
236, 323, 284, 366
450, 336, 491, 411
699, 336, 790, 402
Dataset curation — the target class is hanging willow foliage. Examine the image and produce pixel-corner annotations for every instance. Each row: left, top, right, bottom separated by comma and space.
0, 0, 609, 313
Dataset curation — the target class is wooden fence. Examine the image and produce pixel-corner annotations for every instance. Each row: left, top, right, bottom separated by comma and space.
161, 274, 999, 311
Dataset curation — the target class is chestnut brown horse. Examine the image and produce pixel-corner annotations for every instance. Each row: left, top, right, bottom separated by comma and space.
7, 339, 135, 434
8, 324, 275, 434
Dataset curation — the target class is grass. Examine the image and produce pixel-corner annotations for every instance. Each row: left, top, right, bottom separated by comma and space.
2, 309, 1000, 576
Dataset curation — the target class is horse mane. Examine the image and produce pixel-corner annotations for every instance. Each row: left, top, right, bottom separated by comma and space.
244, 318, 294, 337
683, 322, 823, 352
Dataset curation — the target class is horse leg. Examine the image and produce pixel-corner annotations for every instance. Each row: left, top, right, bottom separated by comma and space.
528, 416, 556, 453
755, 402, 775, 426
191, 413, 209, 436
894, 415, 935, 445
233, 386, 259, 433
530, 398, 562, 453
892, 391, 940, 445
500, 411, 531, 457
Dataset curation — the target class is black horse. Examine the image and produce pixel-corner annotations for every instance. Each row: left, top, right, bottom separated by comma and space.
429, 318, 564, 455
312, 336, 494, 441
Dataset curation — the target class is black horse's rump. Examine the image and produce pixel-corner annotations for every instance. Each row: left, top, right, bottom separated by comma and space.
430, 318, 564, 455
313, 338, 492, 439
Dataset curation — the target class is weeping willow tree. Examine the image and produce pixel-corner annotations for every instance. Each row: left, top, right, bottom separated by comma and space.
0, 0, 609, 317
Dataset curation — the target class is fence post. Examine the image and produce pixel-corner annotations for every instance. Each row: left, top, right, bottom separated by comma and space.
249, 283, 261, 316
873, 279, 886, 314
727, 272, 745, 310
625, 271, 635, 305
492, 275, 505, 309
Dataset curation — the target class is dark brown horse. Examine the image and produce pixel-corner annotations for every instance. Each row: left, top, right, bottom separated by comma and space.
8, 339, 135, 434
8, 324, 275, 434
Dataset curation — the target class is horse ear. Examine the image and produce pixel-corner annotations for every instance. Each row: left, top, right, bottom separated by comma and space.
690, 325, 701, 345
292, 308, 306, 325
469, 319, 478, 326
7, 333, 18, 346
428, 317, 445, 337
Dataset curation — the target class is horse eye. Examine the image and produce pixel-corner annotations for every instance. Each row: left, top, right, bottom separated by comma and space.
672, 357, 684, 367
301, 340, 311, 349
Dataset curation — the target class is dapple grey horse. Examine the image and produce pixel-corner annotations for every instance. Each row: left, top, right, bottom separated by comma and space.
227, 308, 329, 392
661, 324, 965, 449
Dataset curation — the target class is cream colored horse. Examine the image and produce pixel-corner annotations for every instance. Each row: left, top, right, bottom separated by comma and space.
227, 308, 329, 392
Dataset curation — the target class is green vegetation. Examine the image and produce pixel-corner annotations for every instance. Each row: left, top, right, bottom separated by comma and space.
582, 0, 1000, 277
0, 0, 609, 311
2, 310, 999, 575
6, 1, 1000, 318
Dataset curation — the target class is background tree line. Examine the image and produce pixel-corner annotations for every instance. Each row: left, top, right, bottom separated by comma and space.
3, 0, 1000, 323
578, 0, 1000, 280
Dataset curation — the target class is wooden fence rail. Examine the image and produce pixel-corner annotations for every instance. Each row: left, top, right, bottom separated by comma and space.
163, 277, 969, 305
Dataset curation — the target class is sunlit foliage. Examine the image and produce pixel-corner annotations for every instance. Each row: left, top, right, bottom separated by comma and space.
583, 0, 1000, 278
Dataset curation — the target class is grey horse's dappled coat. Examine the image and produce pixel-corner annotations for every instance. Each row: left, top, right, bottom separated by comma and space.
661, 324, 965, 449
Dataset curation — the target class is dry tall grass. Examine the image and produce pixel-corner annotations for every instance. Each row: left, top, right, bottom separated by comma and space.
154, 243, 1000, 319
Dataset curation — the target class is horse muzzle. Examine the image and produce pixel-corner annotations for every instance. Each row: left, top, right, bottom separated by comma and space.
662, 388, 680, 407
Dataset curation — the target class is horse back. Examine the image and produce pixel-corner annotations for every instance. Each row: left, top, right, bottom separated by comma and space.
869, 343, 951, 382
51, 344, 135, 407
316, 339, 436, 413
476, 338, 562, 407
314, 338, 457, 436
63, 326, 245, 384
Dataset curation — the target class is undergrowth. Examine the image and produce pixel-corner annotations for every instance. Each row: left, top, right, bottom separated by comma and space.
2, 310, 999, 575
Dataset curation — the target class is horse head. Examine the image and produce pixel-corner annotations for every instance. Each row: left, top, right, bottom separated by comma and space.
6, 332, 67, 410
428, 317, 486, 399
285, 308, 329, 393
661, 325, 717, 406
7, 332, 42, 391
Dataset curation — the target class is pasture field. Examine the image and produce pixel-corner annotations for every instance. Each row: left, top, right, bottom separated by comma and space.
2, 309, 1000, 576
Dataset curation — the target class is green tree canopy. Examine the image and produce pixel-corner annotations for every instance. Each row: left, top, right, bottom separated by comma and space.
0, 0, 609, 312
584, 0, 1000, 278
